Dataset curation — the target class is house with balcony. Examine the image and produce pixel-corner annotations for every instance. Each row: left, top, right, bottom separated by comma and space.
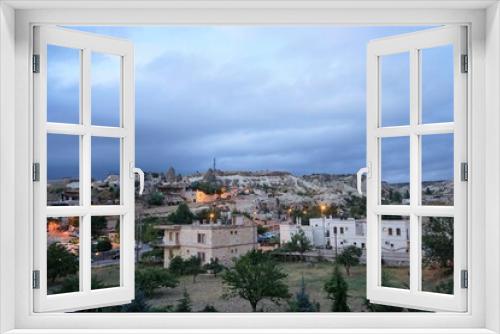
156, 215, 258, 268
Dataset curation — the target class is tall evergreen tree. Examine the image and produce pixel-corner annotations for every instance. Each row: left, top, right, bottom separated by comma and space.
175, 289, 192, 312
324, 265, 350, 312
288, 275, 320, 312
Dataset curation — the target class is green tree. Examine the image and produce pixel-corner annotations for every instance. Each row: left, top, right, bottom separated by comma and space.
184, 256, 204, 283
336, 245, 362, 276
422, 217, 454, 272
47, 243, 78, 283
204, 258, 224, 277
324, 265, 350, 312
96, 238, 112, 252
288, 276, 320, 312
285, 229, 312, 260
169, 256, 187, 276
222, 250, 290, 312
175, 289, 192, 312
147, 191, 165, 206
168, 203, 195, 224
91, 216, 107, 238
135, 267, 179, 297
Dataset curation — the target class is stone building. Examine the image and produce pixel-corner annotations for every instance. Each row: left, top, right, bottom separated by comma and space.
156, 215, 258, 268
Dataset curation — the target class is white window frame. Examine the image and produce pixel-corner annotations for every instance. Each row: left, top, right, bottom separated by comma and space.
32, 26, 136, 312
0, 1, 499, 333
365, 26, 468, 312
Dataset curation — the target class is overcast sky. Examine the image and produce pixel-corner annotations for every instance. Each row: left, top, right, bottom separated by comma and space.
47, 26, 454, 183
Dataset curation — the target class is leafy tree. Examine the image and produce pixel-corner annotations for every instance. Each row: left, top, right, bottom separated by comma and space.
169, 256, 187, 276
204, 258, 225, 277
135, 267, 178, 297
140, 248, 164, 264
91, 216, 107, 238
336, 245, 362, 276
175, 289, 192, 312
324, 265, 350, 312
284, 229, 312, 260
200, 304, 218, 312
96, 238, 112, 252
425, 187, 433, 195
168, 203, 195, 225
47, 243, 78, 283
422, 217, 454, 272
288, 276, 320, 312
147, 191, 165, 206
222, 250, 290, 312
184, 256, 204, 283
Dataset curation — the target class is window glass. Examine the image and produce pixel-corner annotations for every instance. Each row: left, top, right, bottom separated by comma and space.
47, 134, 80, 206
381, 137, 410, 205
47, 45, 81, 124
91, 52, 121, 127
47, 216, 80, 295
380, 52, 410, 127
380, 215, 410, 290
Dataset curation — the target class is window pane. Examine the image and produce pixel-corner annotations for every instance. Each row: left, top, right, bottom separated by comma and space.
381, 137, 410, 205
421, 45, 454, 124
421, 217, 454, 294
47, 45, 80, 124
91, 137, 121, 205
91, 216, 121, 289
380, 52, 410, 127
380, 215, 410, 289
47, 216, 80, 295
422, 134, 454, 206
47, 134, 80, 206
91, 52, 121, 127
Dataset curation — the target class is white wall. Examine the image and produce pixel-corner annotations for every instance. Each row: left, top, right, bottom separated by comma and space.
0, 3, 16, 333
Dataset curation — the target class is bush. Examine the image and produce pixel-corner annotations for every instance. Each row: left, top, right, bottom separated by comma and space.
96, 238, 113, 252
147, 192, 165, 206
136, 267, 178, 297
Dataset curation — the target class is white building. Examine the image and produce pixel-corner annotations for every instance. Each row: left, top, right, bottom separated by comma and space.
279, 217, 410, 259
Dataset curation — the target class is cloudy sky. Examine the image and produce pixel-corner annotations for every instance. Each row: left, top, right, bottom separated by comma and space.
47, 26, 454, 183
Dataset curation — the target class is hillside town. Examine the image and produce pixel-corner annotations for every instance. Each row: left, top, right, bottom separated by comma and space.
46, 165, 452, 312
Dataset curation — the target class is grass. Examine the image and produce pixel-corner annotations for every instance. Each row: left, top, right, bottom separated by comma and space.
89, 261, 450, 312
92, 261, 411, 312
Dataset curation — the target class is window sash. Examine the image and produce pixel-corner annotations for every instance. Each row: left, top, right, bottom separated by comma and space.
366, 26, 468, 312
32, 26, 136, 313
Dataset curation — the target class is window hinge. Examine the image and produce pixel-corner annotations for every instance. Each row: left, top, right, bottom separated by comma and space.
32, 270, 40, 289
461, 162, 468, 182
32, 54, 40, 73
461, 269, 468, 289
461, 54, 468, 73
32, 162, 40, 182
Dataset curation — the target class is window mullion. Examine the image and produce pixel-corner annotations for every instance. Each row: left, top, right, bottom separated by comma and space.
409, 47, 421, 293
81, 47, 92, 293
